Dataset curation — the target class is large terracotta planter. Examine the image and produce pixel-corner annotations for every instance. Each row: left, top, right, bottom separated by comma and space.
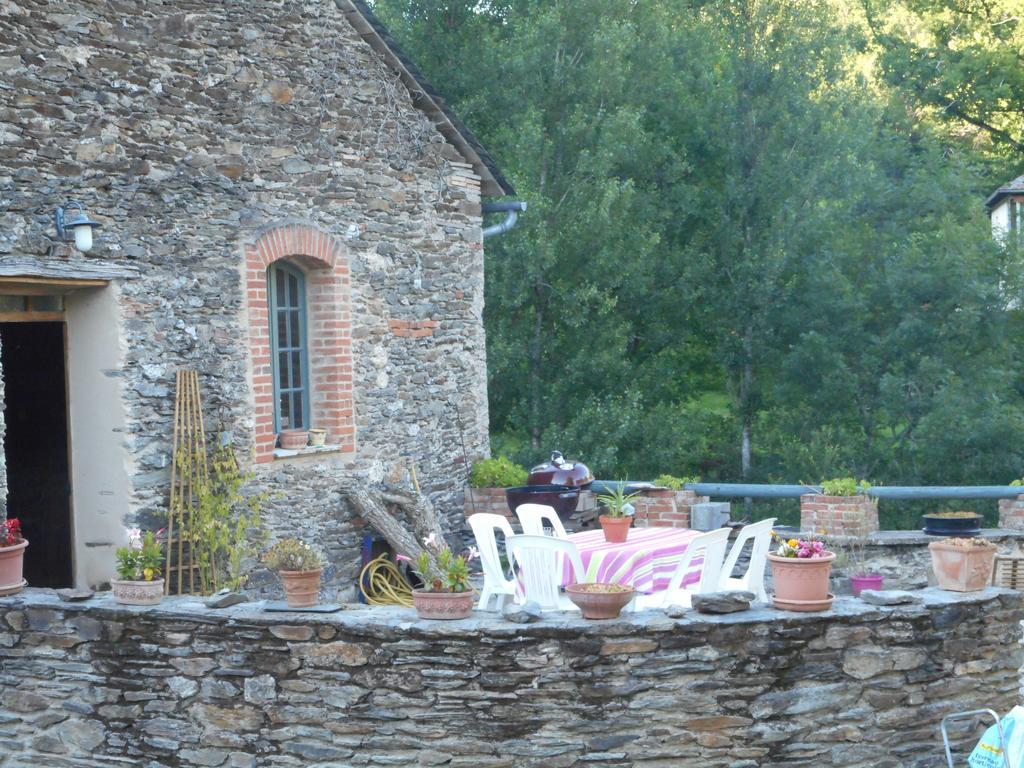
411, 589, 474, 620
929, 539, 996, 592
0, 539, 27, 595
768, 552, 835, 611
599, 515, 633, 543
280, 568, 322, 608
565, 583, 635, 619
111, 578, 164, 606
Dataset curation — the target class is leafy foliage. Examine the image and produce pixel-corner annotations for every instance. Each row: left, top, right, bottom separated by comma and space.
821, 478, 871, 497
401, 533, 473, 592
469, 456, 528, 488
263, 539, 324, 572
115, 530, 164, 582
596, 483, 641, 519
653, 474, 699, 490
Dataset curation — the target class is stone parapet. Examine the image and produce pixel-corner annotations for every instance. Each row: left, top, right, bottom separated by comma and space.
999, 495, 1024, 529
801, 493, 879, 537
0, 588, 1019, 766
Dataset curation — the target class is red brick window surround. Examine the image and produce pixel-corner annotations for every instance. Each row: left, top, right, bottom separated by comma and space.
245, 224, 354, 463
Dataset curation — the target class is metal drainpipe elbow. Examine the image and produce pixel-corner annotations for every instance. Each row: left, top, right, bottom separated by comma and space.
482, 201, 527, 239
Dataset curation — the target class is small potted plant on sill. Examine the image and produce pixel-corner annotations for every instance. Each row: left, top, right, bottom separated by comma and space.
929, 537, 997, 592
768, 531, 836, 611
264, 539, 324, 608
565, 583, 636, 619
278, 429, 310, 450
400, 533, 476, 620
0, 518, 27, 596
112, 528, 165, 605
307, 428, 327, 447
596, 483, 639, 543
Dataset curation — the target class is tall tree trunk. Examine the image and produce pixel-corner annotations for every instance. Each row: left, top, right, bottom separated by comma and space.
529, 276, 545, 451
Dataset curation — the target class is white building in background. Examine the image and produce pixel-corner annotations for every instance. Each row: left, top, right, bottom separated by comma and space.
987, 174, 1024, 241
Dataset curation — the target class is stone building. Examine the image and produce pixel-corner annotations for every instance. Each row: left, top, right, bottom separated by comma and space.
0, 0, 514, 591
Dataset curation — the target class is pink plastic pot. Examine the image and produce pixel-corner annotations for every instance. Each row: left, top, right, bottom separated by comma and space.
850, 573, 883, 597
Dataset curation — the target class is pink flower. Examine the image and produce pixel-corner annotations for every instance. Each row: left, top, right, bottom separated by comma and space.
466, 546, 479, 562
395, 554, 412, 562
125, 527, 142, 550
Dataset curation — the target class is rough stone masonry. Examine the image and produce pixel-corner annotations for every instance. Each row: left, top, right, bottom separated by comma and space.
0, 0, 510, 589
0, 587, 1020, 767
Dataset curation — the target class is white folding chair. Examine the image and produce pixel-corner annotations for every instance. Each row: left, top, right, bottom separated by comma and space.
468, 513, 517, 611
506, 534, 587, 611
515, 503, 568, 539
633, 527, 732, 610
718, 518, 776, 602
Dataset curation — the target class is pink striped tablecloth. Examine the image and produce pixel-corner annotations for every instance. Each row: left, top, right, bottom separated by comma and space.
564, 527, 703, 594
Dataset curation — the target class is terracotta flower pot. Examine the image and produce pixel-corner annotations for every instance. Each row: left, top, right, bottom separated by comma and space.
929, 539, 996, 592
308, 428, 327, 447
850, 573, 883, 597
278, 429, 309, 450
599, 515, 633, 543
565, 583, 635, 619
768, 552, 835, 611
280, 568, 323, 608
412, 589, 474, 620
111, 578, 164, 606
0, 538, 27, 596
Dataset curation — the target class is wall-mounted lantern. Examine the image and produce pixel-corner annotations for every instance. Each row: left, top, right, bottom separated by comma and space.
54, 201, 101, 253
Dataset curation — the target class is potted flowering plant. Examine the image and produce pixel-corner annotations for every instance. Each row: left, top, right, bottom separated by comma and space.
0, 518, 27, 596
263, 539, 324, 608
112, 529, 165, 605
400, 533, 476, 620
768, 531, 836, 611
838, 534, 883, 597
596, 484, 639, 543
929, 537, 997, 592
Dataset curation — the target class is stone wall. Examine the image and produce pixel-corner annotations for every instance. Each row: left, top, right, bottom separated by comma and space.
0, 1, 493, 587
0, 588, 1020, 767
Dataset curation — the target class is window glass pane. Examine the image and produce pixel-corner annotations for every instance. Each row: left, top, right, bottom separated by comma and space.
278, 351, 290, 389
276, 268, 286, 301
277, 312, 288, 347
32, 295, 63, 311
289, 310, 300, 348
279, 391, 292, 429
291, 351, 303, 387
293, 391, 304, 429
288, 273, 299, 306
0, 296, 24, 312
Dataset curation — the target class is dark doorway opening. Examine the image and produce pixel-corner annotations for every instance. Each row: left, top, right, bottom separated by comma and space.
1, 322, 72, 587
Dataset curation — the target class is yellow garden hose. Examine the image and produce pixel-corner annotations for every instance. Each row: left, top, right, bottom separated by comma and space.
359, 553, 414, 607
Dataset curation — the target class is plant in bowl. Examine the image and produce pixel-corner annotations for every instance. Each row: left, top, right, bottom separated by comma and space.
0, 518, 27, 596
821, 477, 870, 496
565, 582, 636, 619
768, 530, 836, 611
836, 534, 882, 597
264, 538, 324, 608
922, 510, 983, 537
112, 529, 165, 605
399, 533, 477, 620
597, 483, 640, 543
928, 537, 997, 592
470, 456, 528, 488
652, 474, 699, 490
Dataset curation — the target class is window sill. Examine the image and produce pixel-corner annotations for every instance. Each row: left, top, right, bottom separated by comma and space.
273, 444, 344, 460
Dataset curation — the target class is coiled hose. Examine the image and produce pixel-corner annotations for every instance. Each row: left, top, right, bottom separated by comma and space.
359, 553, 414, 607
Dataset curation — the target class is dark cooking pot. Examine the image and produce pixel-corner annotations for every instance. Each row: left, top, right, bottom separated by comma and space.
528, 451, 593, 488
505, 484, 581, 518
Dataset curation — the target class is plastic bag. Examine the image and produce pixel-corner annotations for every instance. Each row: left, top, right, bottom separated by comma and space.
968, 706, 1024, 768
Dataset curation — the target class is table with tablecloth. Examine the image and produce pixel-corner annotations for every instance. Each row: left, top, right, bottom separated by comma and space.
563, 527, 703, 594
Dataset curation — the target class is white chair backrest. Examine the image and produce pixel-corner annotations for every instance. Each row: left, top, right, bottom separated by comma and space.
515, 503, 568, 539
468, 513, 515, 584
720, 518, 776, 584
665, 528, 732, 593
506, 534, 586, 610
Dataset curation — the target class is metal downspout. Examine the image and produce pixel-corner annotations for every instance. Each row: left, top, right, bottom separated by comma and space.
482, 201, 527, 239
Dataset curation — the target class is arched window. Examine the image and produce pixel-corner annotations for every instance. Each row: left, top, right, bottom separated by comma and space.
268, 262, 310, 431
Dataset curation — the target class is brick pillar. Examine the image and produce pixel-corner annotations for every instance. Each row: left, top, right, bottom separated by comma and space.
999, 495, 1024, 529
464, 488, 512, 519
632, 489, 709, 529
800, 494, 878, 537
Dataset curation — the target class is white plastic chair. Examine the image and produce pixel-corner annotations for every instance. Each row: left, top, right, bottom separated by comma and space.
515, 503, 568, 539
468, 513, 517, 611
506, 534, 587, 611
718, 518, 777, 602
633, 527, 732, 610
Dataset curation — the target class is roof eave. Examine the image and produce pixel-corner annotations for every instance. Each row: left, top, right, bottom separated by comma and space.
336, 0, 514, 197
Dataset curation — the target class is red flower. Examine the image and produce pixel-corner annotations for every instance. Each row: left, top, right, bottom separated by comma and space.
1, 518, 22, 547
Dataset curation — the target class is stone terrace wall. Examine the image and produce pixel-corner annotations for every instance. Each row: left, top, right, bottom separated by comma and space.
0, 588, 1020, 767
0, 1, 492, 585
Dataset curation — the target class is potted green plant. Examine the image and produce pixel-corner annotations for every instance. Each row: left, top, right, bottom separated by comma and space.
308, 428, 327, 447
467, 456, 528, 516
0, 518, 27, 596
264, 539, 324, 608
929, 537, 997, 592
596, 484, 640, 543
399, 533, 475, 620
112, 528, 165, 605
768, 531, 836, 611
565, 583, 635, 619
839, 533, 883, 596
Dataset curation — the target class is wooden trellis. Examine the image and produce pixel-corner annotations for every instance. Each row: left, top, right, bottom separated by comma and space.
165, 370, 209, 595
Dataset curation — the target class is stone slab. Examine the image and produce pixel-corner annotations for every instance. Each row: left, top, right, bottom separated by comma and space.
262, 601, 343, 613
